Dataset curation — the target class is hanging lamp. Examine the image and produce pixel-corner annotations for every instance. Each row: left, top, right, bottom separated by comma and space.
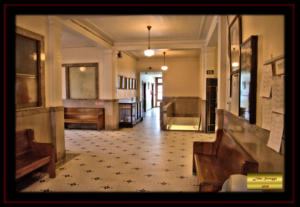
161, 51, 168, 71
144, 25, 155, 57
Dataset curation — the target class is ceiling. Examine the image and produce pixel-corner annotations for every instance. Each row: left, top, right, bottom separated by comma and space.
60, 15, 216, 58
62, 25, 98, 48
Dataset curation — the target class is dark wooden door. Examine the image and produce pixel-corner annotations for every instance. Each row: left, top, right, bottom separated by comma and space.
206, 78, 218, 132
143, 82, 146, 112
151, 83, 154, 108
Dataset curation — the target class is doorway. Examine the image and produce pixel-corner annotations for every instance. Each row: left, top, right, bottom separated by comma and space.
140, 72, 163, 111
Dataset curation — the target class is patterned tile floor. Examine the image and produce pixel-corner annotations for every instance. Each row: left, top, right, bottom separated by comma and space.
21, 108, 216, 192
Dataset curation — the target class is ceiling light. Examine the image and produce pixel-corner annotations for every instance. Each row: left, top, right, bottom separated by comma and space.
161, 51, 168, 71
232, 62, 239, 67
144, 25, 155, 57
79, 67, 86, 72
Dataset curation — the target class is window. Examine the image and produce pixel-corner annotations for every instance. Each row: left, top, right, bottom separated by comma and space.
15, 27, 45, 109
64, 63, 99, 99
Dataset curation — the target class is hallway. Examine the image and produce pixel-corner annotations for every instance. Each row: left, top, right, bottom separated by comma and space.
21, 108, 216, 192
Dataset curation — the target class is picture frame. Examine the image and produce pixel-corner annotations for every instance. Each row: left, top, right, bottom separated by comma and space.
229, 15, 242, 74
132, 79, 135, 89
117, 75, 121, 89
239, 35, 258, 124
124, 77, 128, 89
64, 63, 99, 100
229, 16, 242, 98
129, 78, 132, 89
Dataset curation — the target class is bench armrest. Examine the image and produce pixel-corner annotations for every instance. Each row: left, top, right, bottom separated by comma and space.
193, 142, 218, 156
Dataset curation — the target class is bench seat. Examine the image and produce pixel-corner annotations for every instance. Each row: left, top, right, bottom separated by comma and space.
16, 129, 55, 180
193, 129, 258, 192
64, 107, 105, 130
16, 153, 51, 179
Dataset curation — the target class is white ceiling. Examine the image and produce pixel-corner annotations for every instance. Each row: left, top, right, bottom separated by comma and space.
69, 15, 213, 42
61, 25, 98, 48
60, 15, 216, 58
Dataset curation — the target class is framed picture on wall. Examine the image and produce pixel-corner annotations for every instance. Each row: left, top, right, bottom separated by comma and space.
64, 63, 99, 100
229, 15, 242, 73
130, 78, 132, 89
123, 77, 127, 89
127, 77, 130, 90
229, 15, 242, 97
117, 75, 121, 89
239, 35, 258, 124
132, 79, 135, 89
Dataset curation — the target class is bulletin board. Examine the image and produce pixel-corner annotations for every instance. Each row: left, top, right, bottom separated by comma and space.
260, 55, 285, 153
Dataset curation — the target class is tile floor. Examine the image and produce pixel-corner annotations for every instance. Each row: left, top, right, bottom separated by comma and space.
21, 108, 216, 192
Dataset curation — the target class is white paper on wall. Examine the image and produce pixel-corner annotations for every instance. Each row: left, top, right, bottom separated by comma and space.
271, 75, 285, 114
261, 97, 272, 131
260, 64, 273, 97
275, 59, 285, 75
267, 112, 284, 152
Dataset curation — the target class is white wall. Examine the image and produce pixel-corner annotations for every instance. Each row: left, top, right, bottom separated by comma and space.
16, 15, 65, 161
117, 53, 137, 99
62, 48, 138, 100
137, 56, 200, 97
61, 47, 102, 99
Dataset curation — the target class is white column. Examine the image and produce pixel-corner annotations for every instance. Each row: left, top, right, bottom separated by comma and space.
47, 16, 63, 107
201, 46, 207, 100
100, 49, 118, 100
217, 16, 228, 109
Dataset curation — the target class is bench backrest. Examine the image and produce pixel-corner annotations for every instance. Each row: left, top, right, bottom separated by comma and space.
16, 129, 34, 157
216, 130, 258, 175
64, 108, 104, 120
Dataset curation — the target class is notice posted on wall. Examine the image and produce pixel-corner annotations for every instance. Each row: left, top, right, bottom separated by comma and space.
261, 97, 272, 131
271, 75, 285, 114
267, 112, 284, 152
260, 64, 273, 98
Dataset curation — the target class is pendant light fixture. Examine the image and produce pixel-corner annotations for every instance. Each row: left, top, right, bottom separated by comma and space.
161, 51, 168, 71
144, 25, 155, 57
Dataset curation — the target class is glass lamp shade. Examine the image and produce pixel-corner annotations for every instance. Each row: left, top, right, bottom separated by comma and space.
161, 65, 168, 71
144, 49, 155, 57
232, 62, 239, 67
79, 67, 86, 72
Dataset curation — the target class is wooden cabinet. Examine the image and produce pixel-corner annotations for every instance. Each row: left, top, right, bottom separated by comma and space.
119, 100, 143, 127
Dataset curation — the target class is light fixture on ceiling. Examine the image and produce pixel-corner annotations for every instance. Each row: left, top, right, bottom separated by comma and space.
161, 51, 168, 71
144, 25, 155, 57
79, 67, 86, 72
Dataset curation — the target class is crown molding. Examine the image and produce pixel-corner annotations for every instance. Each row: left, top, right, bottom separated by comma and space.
58, 16, 113, 49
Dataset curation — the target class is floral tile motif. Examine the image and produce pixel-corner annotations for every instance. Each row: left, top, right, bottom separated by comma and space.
21, 108, 215, 192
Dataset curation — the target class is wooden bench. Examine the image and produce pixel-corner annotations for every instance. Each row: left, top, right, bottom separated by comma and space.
193, 129, 258, 192
64, 107, 105, 130
16, 129, 56, 179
